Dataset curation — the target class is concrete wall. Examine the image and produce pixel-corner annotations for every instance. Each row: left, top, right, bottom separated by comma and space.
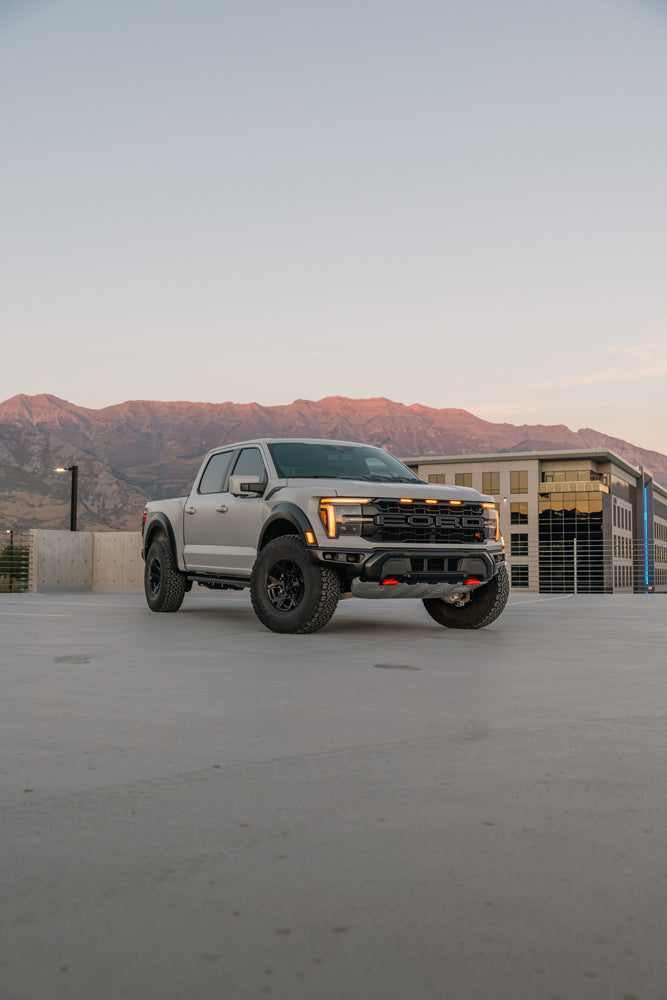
30, 530, 143, 593
92, 532, 144, 592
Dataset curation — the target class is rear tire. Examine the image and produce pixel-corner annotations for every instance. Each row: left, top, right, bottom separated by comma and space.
250, 536, 340, 634
144, 537, 187, 612
423, 565, 509, 629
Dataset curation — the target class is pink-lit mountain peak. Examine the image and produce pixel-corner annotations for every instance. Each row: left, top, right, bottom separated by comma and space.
1, 392, 666, 531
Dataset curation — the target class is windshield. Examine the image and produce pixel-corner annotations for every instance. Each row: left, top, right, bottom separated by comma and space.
268, 442, 422, 483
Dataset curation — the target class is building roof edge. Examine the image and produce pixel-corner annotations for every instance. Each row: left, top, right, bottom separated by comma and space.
401, 448, 667, 498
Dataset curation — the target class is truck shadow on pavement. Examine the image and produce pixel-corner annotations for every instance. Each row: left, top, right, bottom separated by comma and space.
176, 600, 507, 637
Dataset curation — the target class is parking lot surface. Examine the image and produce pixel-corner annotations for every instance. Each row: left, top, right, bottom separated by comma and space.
2, 590, 666, 1000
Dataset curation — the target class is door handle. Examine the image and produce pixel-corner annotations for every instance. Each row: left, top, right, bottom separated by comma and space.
185, 505, 197, 515
215, 504, 229, 513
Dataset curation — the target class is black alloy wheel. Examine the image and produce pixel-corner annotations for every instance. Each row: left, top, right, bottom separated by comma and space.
148, 555, 162, 596
266, 558, 306, 612
144, 536, 187, 612
250, 536, 340, 634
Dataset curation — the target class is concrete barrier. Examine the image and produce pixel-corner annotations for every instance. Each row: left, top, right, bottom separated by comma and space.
92, 532, 143, 592
30, 530, 143, 593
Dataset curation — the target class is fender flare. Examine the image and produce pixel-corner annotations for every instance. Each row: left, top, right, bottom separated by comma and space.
259, 503, 316, 549
143, 513, 179, 565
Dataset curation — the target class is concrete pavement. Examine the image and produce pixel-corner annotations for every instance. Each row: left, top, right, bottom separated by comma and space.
1, 590, 666, 999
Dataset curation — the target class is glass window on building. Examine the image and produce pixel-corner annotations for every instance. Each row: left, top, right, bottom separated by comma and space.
510, 470, 528, 494
538, 490, 604, 593
511, 502, 528, 524
455, 473, 472, 487
482, 471, 500, 495
511, 565, 529, 587
428, 474, 446, 484
511, 533, 528, 556
543, 470, 602, 483
614, 500, 633, 531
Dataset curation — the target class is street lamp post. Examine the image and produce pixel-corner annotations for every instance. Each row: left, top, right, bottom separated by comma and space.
55, 465, 79, 531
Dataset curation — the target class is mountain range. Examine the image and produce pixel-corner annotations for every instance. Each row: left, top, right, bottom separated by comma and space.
1, 393, 666, 531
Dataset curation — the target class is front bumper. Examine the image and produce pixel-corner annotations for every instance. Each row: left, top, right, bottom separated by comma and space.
309, 545, 505, 599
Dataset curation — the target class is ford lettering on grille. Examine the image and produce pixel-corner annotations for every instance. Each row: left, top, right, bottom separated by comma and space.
362, 500, 486, 544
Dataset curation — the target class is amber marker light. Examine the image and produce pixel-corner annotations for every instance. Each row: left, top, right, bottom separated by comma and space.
319, 498, 365, 504
399, 498, 413, 504
449, 500, 463, 506
320, 503, 335, 536
305, 531, 316, 545
425, 499, 438, 505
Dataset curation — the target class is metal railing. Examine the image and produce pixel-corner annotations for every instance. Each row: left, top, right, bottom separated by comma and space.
0, 532, 33, 593
1, 529, 664, 596
507, 538, 666, 593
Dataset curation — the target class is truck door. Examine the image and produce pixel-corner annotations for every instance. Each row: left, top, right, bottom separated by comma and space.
183, 447, 266, 575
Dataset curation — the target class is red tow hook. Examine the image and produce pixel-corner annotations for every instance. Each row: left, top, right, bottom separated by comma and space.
381, 578, 400, 586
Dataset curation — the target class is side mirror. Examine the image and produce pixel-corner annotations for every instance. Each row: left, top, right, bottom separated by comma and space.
229, 475, 265, 496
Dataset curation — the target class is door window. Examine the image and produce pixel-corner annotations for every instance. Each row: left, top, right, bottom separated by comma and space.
198, 451, 234, 494
232, 448, 267, 485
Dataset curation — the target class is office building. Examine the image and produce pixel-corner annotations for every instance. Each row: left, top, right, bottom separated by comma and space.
402, 449, 667, 594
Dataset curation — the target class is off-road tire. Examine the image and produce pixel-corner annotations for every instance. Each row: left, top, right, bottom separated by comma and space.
250, 536, 340, 634
423, 565, 509, 629
144, 536, 187, 612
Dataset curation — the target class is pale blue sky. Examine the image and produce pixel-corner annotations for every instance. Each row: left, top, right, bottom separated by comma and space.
2, 0, 666, 451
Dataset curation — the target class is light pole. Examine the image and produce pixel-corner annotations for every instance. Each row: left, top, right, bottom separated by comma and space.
55, 465, 79, 531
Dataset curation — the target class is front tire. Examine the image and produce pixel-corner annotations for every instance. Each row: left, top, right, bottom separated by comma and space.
144, 537, 187, 612
250, 536, 340, 634
423, 566, 509, 629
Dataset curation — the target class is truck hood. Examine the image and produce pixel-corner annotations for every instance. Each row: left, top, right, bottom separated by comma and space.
283, 478, 490, 503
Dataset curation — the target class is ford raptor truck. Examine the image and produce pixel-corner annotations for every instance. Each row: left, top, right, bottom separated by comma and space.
141, 438, 508, 634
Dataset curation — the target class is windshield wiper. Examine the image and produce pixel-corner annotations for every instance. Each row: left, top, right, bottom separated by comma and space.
332, 475, 414, 482
361, 475, 421, 483
283, 473, 420, 483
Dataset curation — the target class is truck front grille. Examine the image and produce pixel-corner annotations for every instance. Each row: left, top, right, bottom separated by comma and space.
361, 499, 486, 545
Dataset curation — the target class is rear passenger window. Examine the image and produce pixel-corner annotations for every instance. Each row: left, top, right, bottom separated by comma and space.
198, 451, 234, 494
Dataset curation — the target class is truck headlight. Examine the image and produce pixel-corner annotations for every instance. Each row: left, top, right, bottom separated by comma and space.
319, 498, 369, 538
482, 503, 500, 541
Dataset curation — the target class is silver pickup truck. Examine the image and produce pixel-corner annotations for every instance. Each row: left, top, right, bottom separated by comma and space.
141, 438, 508, 633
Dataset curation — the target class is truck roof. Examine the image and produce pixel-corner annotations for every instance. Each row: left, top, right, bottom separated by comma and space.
209, 437, 379, 449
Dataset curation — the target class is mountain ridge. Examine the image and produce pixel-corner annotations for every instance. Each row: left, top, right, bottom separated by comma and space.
1, 393, 665, 531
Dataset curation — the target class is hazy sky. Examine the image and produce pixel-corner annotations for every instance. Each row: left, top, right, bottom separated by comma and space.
2, 0, 666, 451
